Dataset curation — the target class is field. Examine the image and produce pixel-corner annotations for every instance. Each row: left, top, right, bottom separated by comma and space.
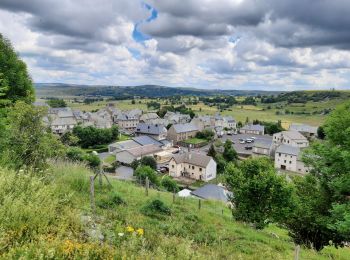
1, 162, 349, 259
37, 91, 350, 127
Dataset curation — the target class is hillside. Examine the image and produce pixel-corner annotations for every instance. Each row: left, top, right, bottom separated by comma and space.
35, 83, 282, 98
1, 162, 348, 259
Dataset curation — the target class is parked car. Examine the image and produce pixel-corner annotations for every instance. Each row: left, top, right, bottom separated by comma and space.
250, 137, 256, 140
245, 146, 253, 150
246, 138, 254, 143
239, 140, 245, 144
227, 131, 232, 135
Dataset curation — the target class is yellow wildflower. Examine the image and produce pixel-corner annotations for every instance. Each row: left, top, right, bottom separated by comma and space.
126, 226, 134, 233
136, 228, 144, 236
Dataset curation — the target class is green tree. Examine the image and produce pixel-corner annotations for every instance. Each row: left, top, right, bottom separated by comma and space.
0, 34, 34, 106
140, 156, 157, 170
286, 101, 350, 249
135, 165, 160, 186
317, 126, 325, 139
225, 158, 295, 229
47, 98, 67, 108
161, 176, 179, 192
1, 102, 65, 171
223, 139, 238, 162
207, 144, 217, 158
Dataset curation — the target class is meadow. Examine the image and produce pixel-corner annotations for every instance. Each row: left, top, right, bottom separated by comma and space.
0, 161, 349, 259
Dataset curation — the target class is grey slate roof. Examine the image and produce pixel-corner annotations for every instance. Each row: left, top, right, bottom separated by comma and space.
253, 139, 272, 149
133, 135, 163, 147
241, 124, 265, 132
172, 123, 199, 133
135, 123, 167, 135
191, 184, 232, 202
121, 144, 162, 157
289, 123, 318, 134
280, 130, 308, 141
172, 152, 213, 168
276, 144, 300, 156
109, 140, 141, 150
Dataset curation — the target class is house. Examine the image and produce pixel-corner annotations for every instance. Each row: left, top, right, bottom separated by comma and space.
273, 131, 309, 148
167, 123, 199, 143
139, 113, 160, 123
191, 184, 232, 203
135, 123, 167, 140
114, 112, 139, 131
47, 107, 77, 134
133, 135, 164, 147
164, 111, 191, 124
223, 116, 236, 129
108, 140, 141, 153
289, 123, 318, 138
240, 124, 265, 135
115, 144, 162, 164
252, 139, 273, 157
274, 144, 309, 174
169, 152, 216, 181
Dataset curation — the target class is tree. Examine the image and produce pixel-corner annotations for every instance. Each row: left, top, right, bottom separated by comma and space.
47, 98, 67, 108
207, 144, 217, 158
215, 154, 227, 174
317, 126, 325, 139
196, 129, 215, 141
286, 101, 350, 250
225, 158, 295, 229
135, 165, 160, 186
61, 131, 79, 146
161, 176, 179, 192
72, 125, 119, 148
1, 102, 65, 171
140, 156, 157, 170
0, 34, 34, 106
223, 140, 238, 162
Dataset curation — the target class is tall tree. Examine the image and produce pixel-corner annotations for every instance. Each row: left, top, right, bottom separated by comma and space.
0, 34, 34, 106
1, 102, 65, 171
286, 101, 350, 250
225, 158, 294, 229
223, 139, 238, 162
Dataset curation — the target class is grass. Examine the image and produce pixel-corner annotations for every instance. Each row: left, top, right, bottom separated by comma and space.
0, 161, 349, 259
184, 138, 208, 145
103, 154, 115, 164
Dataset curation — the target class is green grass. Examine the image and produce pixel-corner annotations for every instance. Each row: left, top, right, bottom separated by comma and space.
0, 162, 349, 259
103, 154, 115, 164
184, 138, 208, 145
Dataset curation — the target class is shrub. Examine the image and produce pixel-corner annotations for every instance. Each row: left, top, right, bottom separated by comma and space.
97, 192, 126, 209
161, 176, 179, 192
141, 199, 171, 218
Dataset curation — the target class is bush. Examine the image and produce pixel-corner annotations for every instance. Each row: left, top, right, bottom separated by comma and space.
97, 192, 126, 209
134, 165, 160, 186
141, 199, 171, 218
161, 176, 179, 192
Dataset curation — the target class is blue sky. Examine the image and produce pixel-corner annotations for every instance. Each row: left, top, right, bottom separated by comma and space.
0, 0, 350, 90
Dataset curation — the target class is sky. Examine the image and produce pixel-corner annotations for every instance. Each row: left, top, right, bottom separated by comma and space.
0, 0, 350, 90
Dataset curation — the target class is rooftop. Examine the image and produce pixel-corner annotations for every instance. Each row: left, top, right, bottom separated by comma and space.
191, 184, 232, 202
171, 152, 213, 168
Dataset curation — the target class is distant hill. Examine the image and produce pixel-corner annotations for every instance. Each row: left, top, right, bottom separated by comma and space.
35, 83, 283, 98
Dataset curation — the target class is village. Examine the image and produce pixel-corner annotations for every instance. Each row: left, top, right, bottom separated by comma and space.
39, 101, 319, 203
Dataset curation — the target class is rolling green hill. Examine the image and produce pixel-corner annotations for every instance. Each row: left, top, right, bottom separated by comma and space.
1, 161, 349, 259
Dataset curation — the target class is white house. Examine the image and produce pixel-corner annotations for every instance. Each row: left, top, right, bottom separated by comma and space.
273, 131, 309, 148
240, 124, 265, 135
274, 144, 310, 174
169, 152, 216, 181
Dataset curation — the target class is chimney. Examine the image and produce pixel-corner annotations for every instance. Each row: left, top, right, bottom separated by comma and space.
188, 153, 192, 160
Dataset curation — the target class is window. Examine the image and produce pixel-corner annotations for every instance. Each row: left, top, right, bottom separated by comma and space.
279, 153, 281, 157
289, 161, 292, 164
192, 166, 195, 170
284, 160, 286, 163
199, 168, 202, 172
172, 165, 174, 168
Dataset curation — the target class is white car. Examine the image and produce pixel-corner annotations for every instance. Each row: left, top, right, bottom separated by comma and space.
239, 140, 245, 144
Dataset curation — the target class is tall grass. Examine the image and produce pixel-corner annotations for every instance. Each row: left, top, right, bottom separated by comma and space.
0, 161, 349, 259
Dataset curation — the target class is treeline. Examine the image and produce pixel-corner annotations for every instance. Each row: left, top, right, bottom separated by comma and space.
261, 90, 347, 104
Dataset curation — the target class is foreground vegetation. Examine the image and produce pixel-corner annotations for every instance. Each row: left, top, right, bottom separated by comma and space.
0, 161, 349, 259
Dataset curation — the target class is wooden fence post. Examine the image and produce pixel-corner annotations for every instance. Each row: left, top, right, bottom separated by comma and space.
198, 199, 201, 210
145, 176, 149, 196
294, 245, 300, 260
90, 176, 95, 216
